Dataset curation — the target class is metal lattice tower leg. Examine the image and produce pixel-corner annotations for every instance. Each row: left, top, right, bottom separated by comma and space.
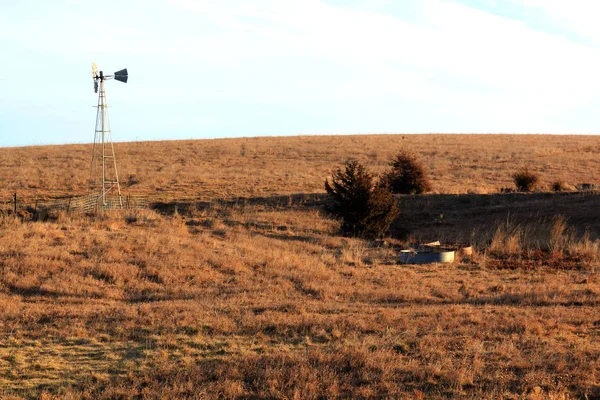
90, 79, 122, 208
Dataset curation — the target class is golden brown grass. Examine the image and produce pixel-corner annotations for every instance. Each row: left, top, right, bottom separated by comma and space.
1, 134, 600, 399
1, 202, 599, 398
0, 134, 599, 201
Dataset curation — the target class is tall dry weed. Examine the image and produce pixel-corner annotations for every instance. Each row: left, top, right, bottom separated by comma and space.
487, 216, 598, 264
489, 223, 522, 257
549, 215, 569, 252
567, 232, 600, 264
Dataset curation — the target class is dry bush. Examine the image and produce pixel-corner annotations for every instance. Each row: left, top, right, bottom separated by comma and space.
512, 168, 540, 192
551, 180, 568, 192
125, 173, 140, 187
381, 150, 432, 194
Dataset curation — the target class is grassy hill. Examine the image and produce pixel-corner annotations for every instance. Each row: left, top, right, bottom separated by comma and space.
1, 134, 599, 200
1, 134, 600, 399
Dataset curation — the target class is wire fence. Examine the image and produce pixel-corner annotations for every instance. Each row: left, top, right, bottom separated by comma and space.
0, 193, 171, 219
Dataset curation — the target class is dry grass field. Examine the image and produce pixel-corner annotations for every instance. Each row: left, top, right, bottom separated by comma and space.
1, 134, 599, 200
1, 134, 600, 399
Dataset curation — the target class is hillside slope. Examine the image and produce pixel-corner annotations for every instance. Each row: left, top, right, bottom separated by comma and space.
1, 134, 600, 398
1, 134, 598, 200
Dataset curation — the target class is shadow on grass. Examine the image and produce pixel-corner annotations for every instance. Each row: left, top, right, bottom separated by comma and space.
151, 191, 600, 242
7, 284, 79, 299
372, 291, 600, 308
392, 190, 600, 241
151, 193, 328, 216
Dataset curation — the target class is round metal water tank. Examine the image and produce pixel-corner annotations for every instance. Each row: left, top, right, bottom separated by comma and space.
400, 249, 455, 264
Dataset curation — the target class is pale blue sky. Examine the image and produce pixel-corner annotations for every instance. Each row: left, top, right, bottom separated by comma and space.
1, 0, 600, 147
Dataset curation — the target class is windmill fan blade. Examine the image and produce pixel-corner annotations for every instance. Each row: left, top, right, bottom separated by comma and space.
92, 62, 98, 79
94, 81, 98, 93
114, 68, 128, 83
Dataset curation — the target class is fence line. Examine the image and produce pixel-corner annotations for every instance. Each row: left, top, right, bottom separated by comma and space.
0, 193, 172, 218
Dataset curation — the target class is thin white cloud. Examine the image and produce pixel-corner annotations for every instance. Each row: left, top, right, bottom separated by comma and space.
169, 0, 600, 129
515, 0, 600, 43
2, 0, 599, 142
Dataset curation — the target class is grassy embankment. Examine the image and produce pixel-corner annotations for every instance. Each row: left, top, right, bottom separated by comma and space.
1, 134, 600, 398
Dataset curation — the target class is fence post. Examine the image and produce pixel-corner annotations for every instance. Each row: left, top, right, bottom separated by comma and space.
13, 193, 17, 215
67, 197, 72, 214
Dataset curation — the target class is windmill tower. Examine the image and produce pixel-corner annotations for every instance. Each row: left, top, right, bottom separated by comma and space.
90, 62, 128, 207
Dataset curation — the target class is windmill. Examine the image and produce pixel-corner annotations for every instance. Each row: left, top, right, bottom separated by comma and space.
90, 62, 128, 207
